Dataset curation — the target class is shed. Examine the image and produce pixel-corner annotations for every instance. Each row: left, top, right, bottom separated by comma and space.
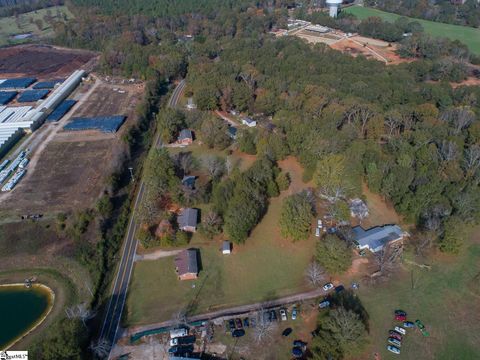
177, 129, 193, 145
349, 198, 369, 219
222, 241, 232, 255
227, 126, 237, 139
174, 249, 199, 281
353, 225, 407, 253
178, 208, 198, 232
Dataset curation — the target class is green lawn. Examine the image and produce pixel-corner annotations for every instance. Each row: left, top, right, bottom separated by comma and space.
357, 236, 480, 359
345, 5, 480, 55
0, 6, 73, 46
126, 155, 316, 326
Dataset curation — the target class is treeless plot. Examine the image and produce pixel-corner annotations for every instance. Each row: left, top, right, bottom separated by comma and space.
0, 44, 97, 78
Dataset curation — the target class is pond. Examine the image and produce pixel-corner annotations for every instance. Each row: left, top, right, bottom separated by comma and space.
0, 284, 54, 349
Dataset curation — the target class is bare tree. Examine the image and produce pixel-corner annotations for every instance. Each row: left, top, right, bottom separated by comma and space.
374, 244, 403, 276
305, 261, 326, 287
437, 140, 458, 162
411, 231, 435, 257
384, 110, 402, 138
172, 309, 188, 327
252, 309, 277, 344
204, 155, 225, 179
440, 107, 475, 135
463, 145, 480, 178
65, 303, 96, 327
343, 104, 375, 138
176, 152, 195, 175
89, 339, 111, 359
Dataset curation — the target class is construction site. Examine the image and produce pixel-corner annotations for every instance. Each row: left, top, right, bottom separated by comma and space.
0, 45, 144, 213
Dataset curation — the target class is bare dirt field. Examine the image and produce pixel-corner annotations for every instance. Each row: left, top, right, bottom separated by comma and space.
0, 80, 144, 214
0, 44, 97, 78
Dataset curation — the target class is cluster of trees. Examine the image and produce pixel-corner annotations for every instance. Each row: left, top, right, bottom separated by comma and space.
366, 0, 480, 28
311, 291, 369, 359
186, 35, 480, 254
279, 191, 314, 241
0, 0, 63, 17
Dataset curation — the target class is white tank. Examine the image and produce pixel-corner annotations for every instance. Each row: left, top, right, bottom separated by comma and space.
326, 0, 343, 18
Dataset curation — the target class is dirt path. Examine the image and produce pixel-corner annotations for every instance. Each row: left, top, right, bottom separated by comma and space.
134, 249, 183, 261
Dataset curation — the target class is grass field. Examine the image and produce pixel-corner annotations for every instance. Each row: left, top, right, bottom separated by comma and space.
126, 156, 316, 326
358, 232, 480, 359
0, 6, 73, 47
345, 6, 480, 55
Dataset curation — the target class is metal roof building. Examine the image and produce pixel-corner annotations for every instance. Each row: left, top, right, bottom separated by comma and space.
353, 225, 407, 253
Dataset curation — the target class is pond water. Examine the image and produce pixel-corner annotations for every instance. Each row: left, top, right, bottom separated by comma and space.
0, 284, 53, 349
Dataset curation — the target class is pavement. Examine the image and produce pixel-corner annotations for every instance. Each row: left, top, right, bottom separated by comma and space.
98, 79, 185, 357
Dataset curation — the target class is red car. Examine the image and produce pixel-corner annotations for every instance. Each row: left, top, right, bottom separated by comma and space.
389, 331, 402, 341
395, 314, 407, 321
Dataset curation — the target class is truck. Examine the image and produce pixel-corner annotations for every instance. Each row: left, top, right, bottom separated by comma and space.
169, 327, 188, 339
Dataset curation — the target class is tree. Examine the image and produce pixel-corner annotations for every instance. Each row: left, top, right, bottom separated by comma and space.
175, 151, 196, 175
276, 171, 290, 191
199, 116, 230, 149
203, 155, 225, 180
314, 154, 352, 202
252, 308, 277, 344
279, 192, 314, 242
439, 217, 468, 254
305, 261, 326, 287
315, 234, 352, 274
198, 211, 223, 239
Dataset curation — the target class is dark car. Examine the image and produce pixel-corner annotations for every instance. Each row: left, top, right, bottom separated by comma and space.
293, 340, 307, 349
292, 347, 304, 358
403, 321, 415, 328
168, 345, 194, 354
270, 310, 278, 322
282, 328, 293, 337
335, 285, 345, 293
232, 329, 245, 338
243, 318, 250, 327
235, 318, 243, 329
389, 330, 402, 341
394, 310, 407, 317
228, 319, 235, 331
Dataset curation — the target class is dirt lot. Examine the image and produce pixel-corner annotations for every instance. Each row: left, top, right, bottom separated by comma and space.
0, 44, 97, 78
0, 80, 144, 214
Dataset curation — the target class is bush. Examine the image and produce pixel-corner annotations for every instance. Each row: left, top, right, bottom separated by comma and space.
315, 234, 352, 274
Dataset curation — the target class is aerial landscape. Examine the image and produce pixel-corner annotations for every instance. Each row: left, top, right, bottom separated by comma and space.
0, 0, 479, 359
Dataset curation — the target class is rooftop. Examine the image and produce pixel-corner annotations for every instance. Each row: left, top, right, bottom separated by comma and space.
353, 225, 404, 252
178, 208, 198, 228
174, 249, 199, 276
178, 129, 193, 141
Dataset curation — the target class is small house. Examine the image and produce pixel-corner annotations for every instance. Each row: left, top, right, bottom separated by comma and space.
352, 225, 407, 253
177, 129, 193, 145
178, 208, 198, 232
175, 249, 199, 280
242, 117, 256, 127
181, 175, 196, 189
227, 126, 237, 140
349, 198, 369, 219
222, 241, 232, 255
186, 97, 197, 110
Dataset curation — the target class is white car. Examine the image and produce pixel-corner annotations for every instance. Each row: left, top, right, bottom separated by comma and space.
315, 228, 320, 237
394, 326, 406, 335
387, 345, 400, 355
280, 308, 287, 321
291, 307, 297, 320
317, 219, 323, 228
322, 282, 334, 291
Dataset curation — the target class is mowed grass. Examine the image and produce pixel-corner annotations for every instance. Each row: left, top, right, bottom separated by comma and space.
0, 6, 73, 46
126, 156, 316, 326
345, 5, 480, 55
358, 235, 480, 359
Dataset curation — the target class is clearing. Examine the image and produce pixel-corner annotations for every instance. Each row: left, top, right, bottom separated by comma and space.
357, 230, 480, 359
0, 44, 97, 78
345, 5, 480, 55
0, 6, 73, 47
126, 156, 317, 325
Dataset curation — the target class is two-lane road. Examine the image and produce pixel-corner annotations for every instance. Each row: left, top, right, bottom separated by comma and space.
99, 79, 185, 355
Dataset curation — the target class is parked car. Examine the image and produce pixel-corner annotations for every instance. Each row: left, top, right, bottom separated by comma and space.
291, 307, 297, 320
292, 347, 304, 358
319, 300, 330, 309
317, 219, 323, 228
388, 337, 401, 347
395, 314, 407, 321
322, 282, 334, 291
282, 328, 293, 337
228, 319, 235, 331
394, 326, 406, 335
235, 318, 243, 329
394, 310, 407, 316
387, 345, 401, 355
388, 331, 402, 341
335, 285, 345, 293
168, 345, 194, 354
243, 318, 250, 327
403, 321, 415, 328
232, 329, 245, 337
293, 340, 307, 349
280, 308, 287, 321
315, 227, 320, 237
270, 310, 278, 321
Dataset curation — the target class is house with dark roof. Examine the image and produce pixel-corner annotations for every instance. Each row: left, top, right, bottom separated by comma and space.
182, 175, 196, 189
178, 208, 199, 232
352, 225, 407, 253
177, 129, 193, 145
175, 248, 200, 280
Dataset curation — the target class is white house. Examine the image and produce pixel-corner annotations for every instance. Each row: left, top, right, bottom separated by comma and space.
242, 117, 256, 127
353, 225, 407, 253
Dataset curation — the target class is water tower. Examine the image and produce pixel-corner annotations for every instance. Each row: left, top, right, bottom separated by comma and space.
326, 0, 343, 18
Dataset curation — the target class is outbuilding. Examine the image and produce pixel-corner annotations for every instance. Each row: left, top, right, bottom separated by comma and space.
242, 117, 256, 127
352, 225, 407, 253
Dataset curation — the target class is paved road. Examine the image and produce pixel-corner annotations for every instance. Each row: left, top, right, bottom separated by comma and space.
126, 287, 329, 337
98, 79, 185, 356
